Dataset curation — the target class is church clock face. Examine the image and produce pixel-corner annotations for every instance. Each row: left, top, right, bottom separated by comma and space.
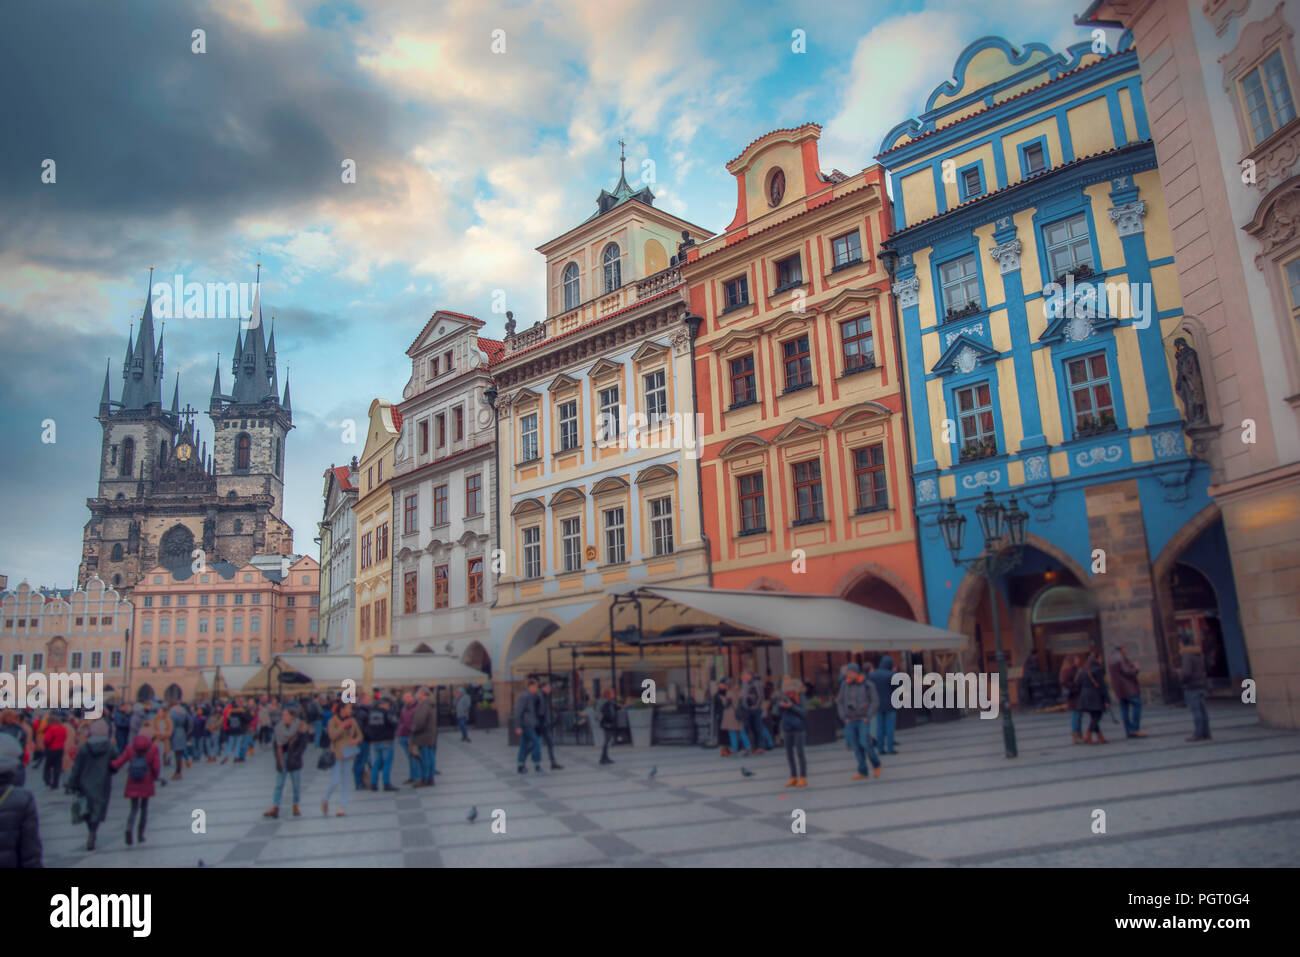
175, 443, 193, 462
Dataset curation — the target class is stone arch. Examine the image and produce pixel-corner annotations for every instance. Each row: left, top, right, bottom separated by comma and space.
833, 560, 926, 622
463, 640, 491, 678
1152, 501, 1229, 692
947, 532, 1093, 636
136, 682, 156, 704
503, 614, 562, 676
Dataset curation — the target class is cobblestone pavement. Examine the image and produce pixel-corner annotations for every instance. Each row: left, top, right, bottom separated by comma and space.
27, 701, 1300, 867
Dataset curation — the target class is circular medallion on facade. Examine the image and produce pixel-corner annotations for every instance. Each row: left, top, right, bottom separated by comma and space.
768, 168, 785, 206
175, 443, 193, 462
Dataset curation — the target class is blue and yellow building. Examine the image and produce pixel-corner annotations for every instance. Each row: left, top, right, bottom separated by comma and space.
879, 34, 1247, 698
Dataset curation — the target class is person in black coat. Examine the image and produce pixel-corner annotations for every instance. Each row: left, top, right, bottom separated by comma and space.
1074, 651, 1110, 744
0, 735, 42, 867
65, 720, 118, 851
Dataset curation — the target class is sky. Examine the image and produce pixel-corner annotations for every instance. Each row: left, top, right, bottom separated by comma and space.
0, 0, 1098, 589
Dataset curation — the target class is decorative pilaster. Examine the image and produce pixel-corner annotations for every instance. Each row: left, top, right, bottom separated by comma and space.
989, 238, 1023, 274
1108, 200, 1148, 238
893, 276, 920, 308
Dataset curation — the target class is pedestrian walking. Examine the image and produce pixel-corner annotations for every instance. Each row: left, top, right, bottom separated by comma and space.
396, 691, 419, 784
409, 688, 438, 788
0, 735, 42, 867
536, 681, 563, 770
322, 702, 362, 816
365, 697, 399, 792
222, 697, 251, 763
454, 686, 472, 742
258, 698, 275, 749
0, 711, 29, 788
710, 682, 726, 749
169, 701, 190, 780
66, 719, 117, 851
1108, 644, 1146, 738
1180, 637, 1212, 742
513, 678, 544, 774
110, 733, 160, 846
719, 681, 751, 756
739, 671, 767, 754
351, 698, 373, 789
838, 662, 882, 780
264, 707, 310, 818
1075, 650, 1111, 744
303, 694, 323, 749
597, 687, 619, 766
868, 655, 899, 754
779, 677, 808, 787
41, 713, 68, 791
1059, 654, 1084, 743
112, 703, 132, 755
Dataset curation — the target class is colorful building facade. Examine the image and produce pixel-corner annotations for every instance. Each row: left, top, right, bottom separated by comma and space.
353, 400, 400, 679
681, 124, 925, 687
488, 159, 712, 697
1081, 0, 1300, 726
879, 34, 1246, 698
318, 461, 358, 655
127, 555, 318, 702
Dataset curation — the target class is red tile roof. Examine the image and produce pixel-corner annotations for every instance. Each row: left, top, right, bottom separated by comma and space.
390, 406, 403, 433
875, 51, 1125, 159
727, 123, 822, 168
477, 337, 505, 366
330, 465, 354, 491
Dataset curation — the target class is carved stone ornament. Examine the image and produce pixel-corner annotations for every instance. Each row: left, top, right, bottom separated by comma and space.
953, 345, 978, 375
671, 326, 692, 356
1108, 200, 1148, 237
989, 238, 1023, 274
893, 275, 920, 309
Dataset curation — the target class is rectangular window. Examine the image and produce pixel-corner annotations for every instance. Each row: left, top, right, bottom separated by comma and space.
561, 516, 582, 572
216, 594, 225, 605
176, 596, 186, 607
176, 617, 187, 634
437, 413, 447, 448
724, 275, 749, 310
215, 617, 225, 633
142, 620, 152, 636
213, 648, 224, 667
159, 618, 170, 635
157, 648, 168, 667
444, 350, 453, 373
234, 593, 243, 605
200, 594, 209, 606
199, 618, 209, 634
309, 618, 318, 634
454, 405, 464, 441
1287, 258, 1300, 312
286, 617, 295, 635
250, 615, 260, 632
90, 651, 102, 670
841, 315, 875, 373
434, 485, 449, 526
70, 651, 83, 669
559, 400, 579, 451
404, 494, 418, 535
793, 460, 824, 524
174, 647, 185, 667
832, 230, 863, 269
775, 254, 802, 290
435, 565, 449, 608
11, 654, 23, 669
643, 370, 667, 424
739, 473, 766, 533
231, 646, 242, 665
730, 355, 756, 407
650, 497, 674, 556
1044, 213, 1094, 280
419, 420, 429, 455
466, 474, 483, 515
140, 648, 150, 667
1022, 142, 1046, 175
521, 413, 539, 461
783, 336, 812, 391
854, 444, 888, 512
598, 387, 620, 442
404, 571, 417, 614
143, 597, 153, 608
468, 558, 483, 605
960, 166, 983, 198
197, 648, 207, 667
251, 646, 261, 664
361, 605, 371, 642
956, 382, 998, 458
1242, 50, 1297, 145
378, 523, 389, 561
361, 532, 372, 569
252, 594, 260, 605
522, 527, 542, 579
161, 596, 170, 607
604, 507, 626, 564
430, 356, 440, 378
378, 460, 383, 482
1066, 352, 1116, 433
940, 253, 982, 315
110, 651, 121, 669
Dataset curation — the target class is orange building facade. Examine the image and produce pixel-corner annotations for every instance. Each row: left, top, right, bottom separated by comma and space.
681, 125, 927, 671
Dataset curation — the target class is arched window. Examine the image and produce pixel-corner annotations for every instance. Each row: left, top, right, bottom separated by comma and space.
563, 262, 580, 311
236, 433, 251, 471
111, 544, 124, 562
120, 438, 134, 477
275, 438, 281, 475
602, 243, 621, 293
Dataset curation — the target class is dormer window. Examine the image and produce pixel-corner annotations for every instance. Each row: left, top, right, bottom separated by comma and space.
602, 243, 622, 293
563, 262, 580, 311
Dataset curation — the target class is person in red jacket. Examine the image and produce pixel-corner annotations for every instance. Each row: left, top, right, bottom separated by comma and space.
41, 714, 68, 791
110, 734, 160, 846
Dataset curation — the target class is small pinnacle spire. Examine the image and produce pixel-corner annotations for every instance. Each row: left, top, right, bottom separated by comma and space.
171, 372, 180, 413
100, 359, 111, 407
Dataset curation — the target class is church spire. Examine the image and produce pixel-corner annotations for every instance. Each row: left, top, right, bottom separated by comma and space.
211, 352, 223, 408
100, 360, 111, 411
282, 369, 292, 415
171, 372, 180, 414
121, 269, 162, 410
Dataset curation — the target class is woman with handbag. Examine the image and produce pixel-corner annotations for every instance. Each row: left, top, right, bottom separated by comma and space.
1074, 651, 1111, 744
718, 682, 752, 757
322, 701, 362, 817
65, 719, 117, 851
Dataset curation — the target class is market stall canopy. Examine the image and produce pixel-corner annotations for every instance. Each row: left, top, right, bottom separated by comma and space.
197, 664, 266, 695
371, 654, 488, 687
245, 654, 365, 694
510, 585, 968, 674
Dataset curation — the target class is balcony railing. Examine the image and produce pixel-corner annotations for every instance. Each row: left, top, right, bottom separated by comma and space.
636, 265, 681, 299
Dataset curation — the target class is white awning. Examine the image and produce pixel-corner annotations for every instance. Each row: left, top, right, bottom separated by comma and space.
371, 654, 488, 687
196, 665, 267, 694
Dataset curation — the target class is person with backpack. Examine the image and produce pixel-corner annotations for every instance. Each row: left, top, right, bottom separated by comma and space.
597, 687, 620, 766
66, 719, 117, 851
169, 701, 191, 780
409, 688, 438, 788
364, 697, 399, 792
110, 733, 160, 846
41, 713, 68, 791
1075, 650, 1111, 744
837, 662, 882, 781
0, 734, 42, 867
322, 701, 363, 816
264, 707, 310, 818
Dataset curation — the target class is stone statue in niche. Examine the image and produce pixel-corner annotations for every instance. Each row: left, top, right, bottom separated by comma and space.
1174, 337, 1209, 427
